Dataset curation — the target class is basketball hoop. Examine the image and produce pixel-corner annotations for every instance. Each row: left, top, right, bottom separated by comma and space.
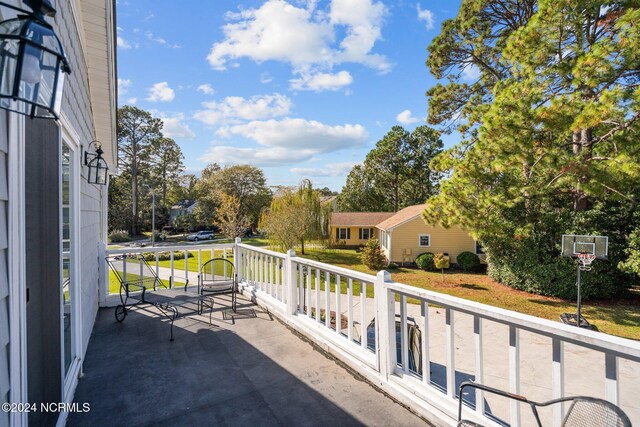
577, 252, 596, 271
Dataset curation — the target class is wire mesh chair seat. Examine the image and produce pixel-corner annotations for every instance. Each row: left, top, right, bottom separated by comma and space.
457, 381, 632, 427
199, 258, 237, 312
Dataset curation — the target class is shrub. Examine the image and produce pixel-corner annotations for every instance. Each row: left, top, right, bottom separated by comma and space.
457, 251, 481, 272
360, 239, 386, 270
142, 251, 194, 262
416, 252, 437, 271
387, 262, 399, 270
108, 230, 130, 243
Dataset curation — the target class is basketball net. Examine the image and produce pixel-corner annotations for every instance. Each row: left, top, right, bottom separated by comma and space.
577, 253, 596, 271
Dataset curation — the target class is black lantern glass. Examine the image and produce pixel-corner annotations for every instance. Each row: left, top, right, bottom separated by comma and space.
85, 140, 108, 185
0, 0, 71, 119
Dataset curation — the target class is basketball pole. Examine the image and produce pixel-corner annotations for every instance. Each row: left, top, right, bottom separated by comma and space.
576, 263, 582, 327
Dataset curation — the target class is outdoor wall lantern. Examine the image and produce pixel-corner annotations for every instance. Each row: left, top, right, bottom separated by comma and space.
0, 0, 71, 119
84, 140, 109, 185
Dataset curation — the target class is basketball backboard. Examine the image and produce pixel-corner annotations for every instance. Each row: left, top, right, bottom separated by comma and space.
561, 235, 608, 260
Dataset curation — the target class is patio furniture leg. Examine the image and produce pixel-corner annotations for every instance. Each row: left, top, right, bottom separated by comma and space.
169, 306, 178, 341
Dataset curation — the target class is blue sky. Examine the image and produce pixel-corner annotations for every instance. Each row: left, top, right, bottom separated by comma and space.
116, 0, 465, 191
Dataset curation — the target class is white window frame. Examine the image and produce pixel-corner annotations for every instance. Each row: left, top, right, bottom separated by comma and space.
60, 123, 83, 404
337, 227, 349, 240
359, 227, 373, 240
418, 234, 431, 247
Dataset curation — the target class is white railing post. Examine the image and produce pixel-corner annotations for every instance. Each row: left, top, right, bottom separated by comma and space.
234, 238, 242, 282
285, 249, 297, 316
375, 270, 395, 378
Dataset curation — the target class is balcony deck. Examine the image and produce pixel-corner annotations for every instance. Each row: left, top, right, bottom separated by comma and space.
68, 294, 425, 426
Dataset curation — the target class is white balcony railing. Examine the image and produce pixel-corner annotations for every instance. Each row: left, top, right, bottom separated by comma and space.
102, 240, 640, 427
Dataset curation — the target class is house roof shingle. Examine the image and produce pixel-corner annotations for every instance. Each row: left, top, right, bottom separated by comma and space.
376, 204, 428, 231
330, 212, 395, 227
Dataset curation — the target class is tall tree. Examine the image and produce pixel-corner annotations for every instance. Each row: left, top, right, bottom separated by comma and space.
338, 125, 443, 212
168, 174, 200, 205
214, 193, 251, 239
117, 106, 163, 235
424, 0, 640, 298
107, 173, 132, 232
260, 179, 324, 253
365, 126, 409, 212
197, 164, 272, 228
336, 165, 388, 212
401, 126, 444, 206
149, 137, 185, 210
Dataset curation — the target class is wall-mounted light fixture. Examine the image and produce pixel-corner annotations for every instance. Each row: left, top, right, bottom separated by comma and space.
84, 140, 108, 185
0, 0, 71, 119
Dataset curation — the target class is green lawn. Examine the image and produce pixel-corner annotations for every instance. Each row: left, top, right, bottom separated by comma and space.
108, 270, 185, 294
298, 248, 640, 341
111, 243, 640, 340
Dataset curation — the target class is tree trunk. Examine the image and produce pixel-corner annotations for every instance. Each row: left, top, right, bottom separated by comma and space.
300, 238, 305, 255
573, 128, 592, 211
131, 156, 138, 235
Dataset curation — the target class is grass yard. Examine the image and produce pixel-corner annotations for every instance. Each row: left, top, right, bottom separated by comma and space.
108, 270, 185, 294
110, 243, 640, 340
300, 248, 640, 341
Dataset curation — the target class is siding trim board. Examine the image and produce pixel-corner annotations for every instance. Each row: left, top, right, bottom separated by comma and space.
7, 112, 27, 427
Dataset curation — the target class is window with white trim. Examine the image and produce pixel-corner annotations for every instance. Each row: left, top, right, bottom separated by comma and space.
359, 227, 373, 240
336, 227, 350, 240
418, 234, 430, 247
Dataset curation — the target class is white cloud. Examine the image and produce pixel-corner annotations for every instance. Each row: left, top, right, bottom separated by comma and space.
291, 162, 356, 177
193, 93, 292, 125
145, 31, 180, 48
290, 70, 353, 91
197, 84, 215, 95
199, 146, 315, 167
117, 36, 132, 49
416, 4, 434, 30
328, 0, 389, 72
461, 63, 481, 82
146, 82, 175, 102
155, 112, 196, 139
117, 78, 132, 95
260, 73, 273, 84
216, 118, 367, 153
207, 0, 390, 74
396, 109, 419, 125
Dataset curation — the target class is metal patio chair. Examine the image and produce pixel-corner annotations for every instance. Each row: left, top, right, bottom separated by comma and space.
199, 257, 237, 312
457, 381, 631, 427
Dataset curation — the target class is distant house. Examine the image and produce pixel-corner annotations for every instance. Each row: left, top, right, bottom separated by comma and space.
320, 195, 338, 212
169, 200, 198, 225
331, 204, 483, 265
329, 212, 394, 246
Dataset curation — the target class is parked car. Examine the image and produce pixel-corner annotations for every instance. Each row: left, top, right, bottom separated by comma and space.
186, 230, 215, 241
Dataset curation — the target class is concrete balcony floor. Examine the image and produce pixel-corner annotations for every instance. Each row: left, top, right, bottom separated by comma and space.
68, 294, 425, 426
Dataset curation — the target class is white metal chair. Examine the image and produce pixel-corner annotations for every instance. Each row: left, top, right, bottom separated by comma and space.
198, 257, 237, 312
457, 381, 631, 427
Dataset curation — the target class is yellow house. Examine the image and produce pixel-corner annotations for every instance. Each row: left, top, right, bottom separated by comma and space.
377, 204, 480, 264
330, 212, 394, 246
330, 205, 484, 264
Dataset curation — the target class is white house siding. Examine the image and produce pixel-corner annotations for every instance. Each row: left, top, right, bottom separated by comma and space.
56, 0, 107, 356
0, 1, 111, 415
